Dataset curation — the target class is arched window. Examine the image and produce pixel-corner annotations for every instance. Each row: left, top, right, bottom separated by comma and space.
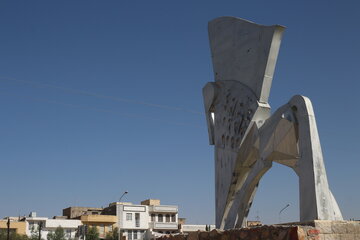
171, 214, 176, 222
165, 214, 170, 222
158, 214, 163, 222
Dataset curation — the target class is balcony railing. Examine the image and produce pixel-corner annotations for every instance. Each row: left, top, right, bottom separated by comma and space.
149, 222, 178, 230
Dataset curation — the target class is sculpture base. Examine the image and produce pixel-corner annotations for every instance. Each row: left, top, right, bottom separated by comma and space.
157, 220, 360, 240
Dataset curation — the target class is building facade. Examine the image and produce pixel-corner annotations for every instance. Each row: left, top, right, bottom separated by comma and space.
80, 215, 117, 239
106, 202, 149, 240
147, 204, 178, 234
1, 199, 181, 240
63, 207, 103, 219
103, 199, 179, 240
0, 219, 27, 235
25, 212, 82, 240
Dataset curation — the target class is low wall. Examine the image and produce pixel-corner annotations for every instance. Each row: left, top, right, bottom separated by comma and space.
157, 220, 360, 240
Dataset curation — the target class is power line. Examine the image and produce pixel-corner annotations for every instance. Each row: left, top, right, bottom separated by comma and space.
0, 91, 203, 128
0, 76, 203, 115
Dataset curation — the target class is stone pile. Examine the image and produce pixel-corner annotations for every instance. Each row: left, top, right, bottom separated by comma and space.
156, 220, 360, 240
158, 227, 307, 240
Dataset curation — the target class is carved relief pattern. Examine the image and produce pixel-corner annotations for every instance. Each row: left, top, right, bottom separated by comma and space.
213, 81, 258, 151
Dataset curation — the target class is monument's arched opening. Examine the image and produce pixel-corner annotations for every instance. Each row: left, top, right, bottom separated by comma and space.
247, 162, 299, 225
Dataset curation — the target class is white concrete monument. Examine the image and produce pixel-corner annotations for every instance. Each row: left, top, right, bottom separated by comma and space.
203, 17, 343, 230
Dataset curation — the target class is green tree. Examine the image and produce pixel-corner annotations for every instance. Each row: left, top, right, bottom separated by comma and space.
30, 225, 43, 240
85, 227, 99, 240
10, 233, 30, 240
0, 230, 30, 240
0, 230, 6, 240
47, 227, 66, 240
105, 228, 118, 240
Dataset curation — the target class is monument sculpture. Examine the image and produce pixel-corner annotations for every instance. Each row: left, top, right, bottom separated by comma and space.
203, 17, 343, 230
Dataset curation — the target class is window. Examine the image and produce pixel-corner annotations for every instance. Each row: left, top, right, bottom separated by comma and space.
126, 213, 132, 221
171, 215, 176, 222
135, 213, 140, 227
99, 225, 104, 235
165, 214, 170, 222
133, 230, 138, 240
151, 214, 155, 222
108, 225, 113, 232
158, 214, 163, 222
128, 230, 133, 240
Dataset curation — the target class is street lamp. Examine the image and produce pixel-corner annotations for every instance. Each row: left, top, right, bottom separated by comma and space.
119, 191, 128, 202
118, 191, 128, 240
278, 203, 290, 224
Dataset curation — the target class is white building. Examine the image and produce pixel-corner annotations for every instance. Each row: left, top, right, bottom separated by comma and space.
25, 212, 82, 240
147, 203, 178, 234
119, 203, 148, 240
104, 199, 179, 240
180, 225, 216, 233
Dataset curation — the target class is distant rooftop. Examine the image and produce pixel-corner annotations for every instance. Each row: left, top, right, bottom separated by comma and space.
141, 199, 160, 206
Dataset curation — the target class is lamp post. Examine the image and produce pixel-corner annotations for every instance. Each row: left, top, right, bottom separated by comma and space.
118, 191, 128, 240
119, 191, 128, 202
278, 203, 290, 224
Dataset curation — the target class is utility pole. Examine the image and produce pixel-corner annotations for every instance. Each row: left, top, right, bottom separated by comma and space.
38, 222, 43, 240
6, 218, 10, 240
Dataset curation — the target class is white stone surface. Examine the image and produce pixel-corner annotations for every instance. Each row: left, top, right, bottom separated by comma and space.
203, 17, 343, 230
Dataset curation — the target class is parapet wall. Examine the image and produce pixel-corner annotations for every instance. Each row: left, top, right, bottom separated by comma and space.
157, 220, 360, 240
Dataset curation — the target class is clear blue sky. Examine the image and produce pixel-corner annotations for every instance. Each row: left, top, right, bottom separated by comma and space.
0, 0, 359, 225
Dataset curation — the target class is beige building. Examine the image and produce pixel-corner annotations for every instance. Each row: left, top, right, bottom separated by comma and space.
140, 199, 160, 206
80, 215, 117, 239
0, 219, 27, 235
63, 207, 103, 219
